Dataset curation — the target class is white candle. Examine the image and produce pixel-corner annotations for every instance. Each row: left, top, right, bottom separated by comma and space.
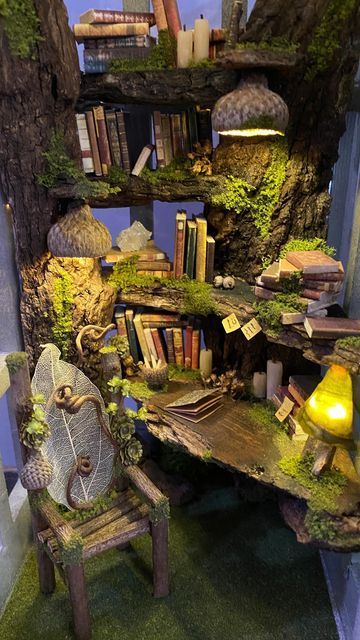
193, 14, 210, 63
266, 359, 283, 399
177, 25, 193, 69
252, 372, 267, 399
199, 348, 213, 377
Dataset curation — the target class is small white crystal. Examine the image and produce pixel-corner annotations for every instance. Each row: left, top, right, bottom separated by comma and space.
116, 221, 152, 252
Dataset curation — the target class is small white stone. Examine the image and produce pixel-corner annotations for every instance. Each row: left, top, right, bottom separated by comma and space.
213, 275, 223, 288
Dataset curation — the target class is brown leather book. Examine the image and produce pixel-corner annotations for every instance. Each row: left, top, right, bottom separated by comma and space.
141, 313, 180, 322
93, 105, 111, 176
304, 316, 360, 339
74, 22, 150, 42
80, 9, 156, 26
165, 328, 175, 364
170, 114, 183, 157
205, 236, 215, 284
195, 217, 207, 282
300, 279, 342, 292
115, 309, 130, 348
161, 114, 174, 166
163, 0, 181, 36
152, 0, 168, 30
85, 110, 102, 176
184, 326, 193, 368
150, 328, 166, 363
153, 110, 166, 169
105, 110, 122, 167
174, 210, 187, 278
285, 250, 340, 274
115, 111, 131, 173
173, 327, 184, 366
191, 329, 200, 369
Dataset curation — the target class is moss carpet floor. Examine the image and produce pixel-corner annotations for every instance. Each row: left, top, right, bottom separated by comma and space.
0, 487, 338, 640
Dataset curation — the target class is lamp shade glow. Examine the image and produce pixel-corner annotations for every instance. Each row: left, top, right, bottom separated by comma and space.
297, 365, 354, 447
47, 203, 112, 258
211, 73, 289, 138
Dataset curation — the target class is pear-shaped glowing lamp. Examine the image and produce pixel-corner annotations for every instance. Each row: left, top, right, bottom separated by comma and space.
297, 365, 353, 446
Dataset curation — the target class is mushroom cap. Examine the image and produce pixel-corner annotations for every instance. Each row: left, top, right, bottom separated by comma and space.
47, 204, 112, 258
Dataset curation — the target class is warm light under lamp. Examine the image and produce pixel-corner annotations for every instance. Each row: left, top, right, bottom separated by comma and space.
297, 364, 354, 447
218, 128, 285, 137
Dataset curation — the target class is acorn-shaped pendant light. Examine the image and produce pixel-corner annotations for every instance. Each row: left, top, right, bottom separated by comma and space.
47, 203, 112, 258
212, 72, 289, 138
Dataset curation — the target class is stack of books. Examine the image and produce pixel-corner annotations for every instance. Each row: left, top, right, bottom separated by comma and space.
270, 374, 322, 441
256, 250, 345, 326
105, 240, 172, 279
165, 389, 223, 423
174, 211, 215, 283
115, 308, 201, 369
153, 107, 212, 168
74, 9, 157, 73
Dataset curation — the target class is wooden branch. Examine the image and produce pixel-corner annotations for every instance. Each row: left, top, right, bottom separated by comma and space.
125, 465, 167, 507
216, 48, 298, 70
38, 498, 82, 551
6, 353, 32, 467
83, 509, 150, 559
145, 408, 212, 459
76, 323, 115, 360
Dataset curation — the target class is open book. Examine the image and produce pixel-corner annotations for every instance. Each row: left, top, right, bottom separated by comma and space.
165, 389, 223, 423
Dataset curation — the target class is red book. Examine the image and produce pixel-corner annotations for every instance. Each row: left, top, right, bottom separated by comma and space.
152, 0, 168, 30
191, 329, 200, 369
115, 309, 128, 338
165, 328, 175, 364
184, 326, 193, 368
92, 105, 111, 176
163, 0, 181, 36
174, 210, 187, 278
150, 328, 166, 363
173, 327, 184, 366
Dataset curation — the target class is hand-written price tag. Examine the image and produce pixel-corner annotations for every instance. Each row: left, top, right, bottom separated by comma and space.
275, 396, 295, 423
222, 313, 241, 334
241, 318, 262, 341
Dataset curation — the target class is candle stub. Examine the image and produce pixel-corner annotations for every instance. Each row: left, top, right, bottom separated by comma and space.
199, 348, 213, 377
252, 372, 267, 399
193, 14, 210, 62
266, 359, 283, 399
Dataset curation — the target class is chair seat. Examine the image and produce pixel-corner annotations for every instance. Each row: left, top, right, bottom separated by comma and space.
38, 487, 150, 563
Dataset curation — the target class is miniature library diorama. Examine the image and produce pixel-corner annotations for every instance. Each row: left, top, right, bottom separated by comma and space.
1, 0, 360, 638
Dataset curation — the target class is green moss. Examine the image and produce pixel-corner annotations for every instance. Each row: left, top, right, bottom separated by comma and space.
21, 397, 50, 450
5, 351, 27, 375
107, 334, 130, 358
59, 531, 83, 566
212, 140, 288, 238
281, 271, 302, 294
149, 496, 170, 525
51, 268, 74, 359
108, 257, 217, 316
38, 131, 121, 199
0, 0, 42, 58
59, 489, 120, 522
140, 158, 194, 184
168, 364, 202, 381
249, 401, 288, 432
108, 29, 177, 73
255, 293, 307, 337
306, 0, 357, 81
107, 165, 129, 188
278, 453, 348, 512
187, 58, 216, 68
279, 237, 335, 258
202, 449, 213, 461
128, 381, 155, 401
99, 345, 117, 355
304, 510, 337, 542
237, 37, 299, 53
335, 336, 360, 350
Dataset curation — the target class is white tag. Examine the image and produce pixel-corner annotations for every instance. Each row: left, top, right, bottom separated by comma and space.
275, 396, 295, 422
241, 318, 262, 340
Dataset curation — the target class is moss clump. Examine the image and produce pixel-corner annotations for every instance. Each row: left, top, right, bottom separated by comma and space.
128, 380, 155, 401
249, 401, 288, 432
187, 58, 215, 68
278, 453, 348, 512
281, 271, 302, 294
5, 351, 27, 374
149, 496, 170, 524
168, 364, 202, 381
279, 237, 335, 258
336, 336, 360, 351
52, 268, 74, 359
38, 131, 121, 199
21, 394, 50, 450
107, 334, 130, 358
99, 345, 118, 355
141, 158, 194, 185
202, 449, 213, 461
108, 257, 217, 316
109, 29, 176, 73
304, 510, 337, 542
59, 489, 120, 522
212, 139, 288, 238
107, 165, 129, 188
237, 38, 299, 53
59, 532, 83, 566
306, 0, 357, 81
255, 293, 307, 337
0, 0, 42, 58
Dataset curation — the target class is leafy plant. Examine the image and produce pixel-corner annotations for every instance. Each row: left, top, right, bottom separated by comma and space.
0, 0, 43, 58
279, 237, 335, 258
109, 29, 177, 72
237, 37, 299, 53
255, 293, 307, 337
21, 393, 50, 449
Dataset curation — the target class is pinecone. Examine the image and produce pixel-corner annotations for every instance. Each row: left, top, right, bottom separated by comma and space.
20, 452, 53, 490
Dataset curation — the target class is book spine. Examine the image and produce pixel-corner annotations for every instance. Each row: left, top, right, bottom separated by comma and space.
153, 111, 166, 169
161, 114, 174, 166
185, 223, 196, 279
173, 328, 184, 366
150, 328, 166, 363
133, 315, 151, 362
181, 111, 190, 155
163, 0, 181, 36
174, 212, 187, 278
196, 107, 213, 145
144, 327, 158, 360
165, 328, 175, 363
74, 22, 150, 41
195, 219, 207, 282
211, 28, 226, 42
116, 111, 131, 174
80, 10, 156, 26
152, 0, 168, 31
105, 111, 122, 167
184, 326, 193, 368
205, 236, 215, 284
131, 144, 154, 176
170, 113, 183, 157
85, 110, 102, 176
84, 47, 152, 62
141, 313, 180, 322
135, 260, 171, 271
142, 320, 187, 328
84, 36, 155, 49
115, 311, 128, 338
137, 270, 172, 278
93, 106, 111, 176
191, 329, 200, 369
125, 310, 140, 363
187, 107, 199, 150
76, 114, 94, 174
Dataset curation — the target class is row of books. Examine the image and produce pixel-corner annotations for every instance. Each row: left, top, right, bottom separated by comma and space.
255, 250, 345, 325
270, 374, 320, 441
174, 212, 215, 283
115, 309, 201, 369
76, 105, 213, 176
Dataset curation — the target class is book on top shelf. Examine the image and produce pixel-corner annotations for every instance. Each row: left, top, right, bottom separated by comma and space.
285, 250, 340, 274
74, 22, 150, 42
79, 9, 156, 26
84, 35, 155, 49
76, 114, 94, 174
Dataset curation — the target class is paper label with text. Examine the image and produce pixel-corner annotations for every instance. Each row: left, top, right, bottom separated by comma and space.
275, 396, 295, 422
241, 318, 262, 340
222, 313, 241, 334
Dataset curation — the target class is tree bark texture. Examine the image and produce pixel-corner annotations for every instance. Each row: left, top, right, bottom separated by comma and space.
207, 0, 360, 280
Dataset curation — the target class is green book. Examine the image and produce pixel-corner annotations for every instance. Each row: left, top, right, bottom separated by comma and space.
185, 220, 197, 279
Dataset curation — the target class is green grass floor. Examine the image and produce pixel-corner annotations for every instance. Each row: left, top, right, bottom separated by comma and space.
0, 487, 338, 640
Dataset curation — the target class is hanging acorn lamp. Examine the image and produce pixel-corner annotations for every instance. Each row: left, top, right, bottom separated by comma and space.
47, 202, 112, 258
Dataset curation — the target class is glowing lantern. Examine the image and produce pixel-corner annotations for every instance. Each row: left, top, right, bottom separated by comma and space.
297, 364, 354, 448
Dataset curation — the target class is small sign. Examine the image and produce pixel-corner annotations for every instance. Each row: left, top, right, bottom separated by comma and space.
241, 318, 262, 340
222, 313, 241, 334
275, 396, 295, 422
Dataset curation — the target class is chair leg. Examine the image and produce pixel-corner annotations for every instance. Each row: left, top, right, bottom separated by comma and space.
151, 519, 169, 598
32, 512, 55, 594
66, 564, 91, 640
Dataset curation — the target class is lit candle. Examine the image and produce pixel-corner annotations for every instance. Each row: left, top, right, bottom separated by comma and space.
252, 372, 267, 399
177, 25, 193, 69
199, 348, 213, 377
266, 359, 283, 399
193, 14, 210, 63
